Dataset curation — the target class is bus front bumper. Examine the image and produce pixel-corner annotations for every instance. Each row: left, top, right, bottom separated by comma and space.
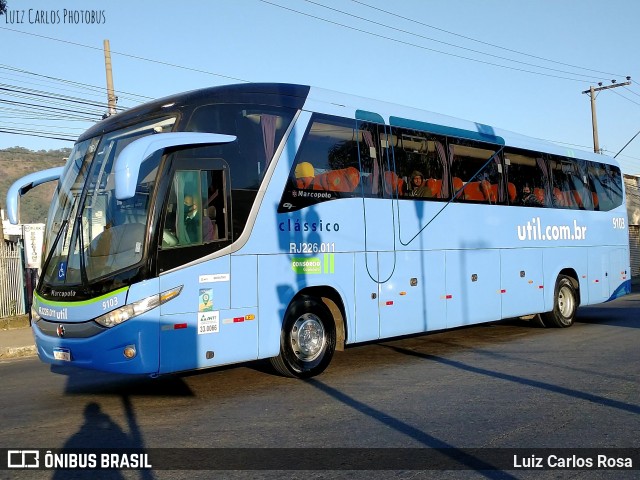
32, 316, 159, 375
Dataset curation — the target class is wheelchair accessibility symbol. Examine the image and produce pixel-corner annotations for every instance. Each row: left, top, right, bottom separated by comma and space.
57, 262, 67, 280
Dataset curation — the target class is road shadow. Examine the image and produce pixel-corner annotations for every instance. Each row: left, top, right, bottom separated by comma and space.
307, 378, 517, 479
51, 365, 195, 397
382, 344, 640, 416
575, 306, 640, 329
52, 399, 153, 480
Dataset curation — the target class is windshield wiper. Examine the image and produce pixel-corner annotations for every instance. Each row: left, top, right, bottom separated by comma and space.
78, 216, 88, 285
41, 219, 68, 281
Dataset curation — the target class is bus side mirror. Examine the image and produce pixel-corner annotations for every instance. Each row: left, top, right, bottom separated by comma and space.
6, 167, 64, 225
114, 132, 236, 200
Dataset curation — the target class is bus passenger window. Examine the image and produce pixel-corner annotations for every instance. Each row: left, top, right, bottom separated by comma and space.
389, 127, 448, 200
278, 115, 363, 212
504, 149, 549, 207
548, 156, 584, 210
588, 162, 623, 211
450, 140, 502, 204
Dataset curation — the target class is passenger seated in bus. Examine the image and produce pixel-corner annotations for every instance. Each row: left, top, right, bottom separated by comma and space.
294, 161, 315, 189
520, 184, 543, 207
312, 167, 360, 192
409, 170, 433, 197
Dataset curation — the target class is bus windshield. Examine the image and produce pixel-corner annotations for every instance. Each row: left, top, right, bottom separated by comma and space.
42, 117, 176, 287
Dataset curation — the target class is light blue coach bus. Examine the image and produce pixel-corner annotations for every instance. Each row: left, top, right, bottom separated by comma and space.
7, 83, 631, 378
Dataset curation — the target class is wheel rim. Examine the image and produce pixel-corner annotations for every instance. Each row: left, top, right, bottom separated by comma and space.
558, 284, 575, 319
290, 313, 326, 362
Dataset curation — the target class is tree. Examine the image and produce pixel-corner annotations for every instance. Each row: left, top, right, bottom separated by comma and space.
0, 1, 7, 16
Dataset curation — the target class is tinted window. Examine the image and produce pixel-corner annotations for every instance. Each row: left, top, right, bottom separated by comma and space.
279, 115, 379, 212
504, 149, 550, 207
161, 169, 229, 249
588, 162, 623, 211
548, 155, 589, 210
387, 128, 448, 200
186, 104, 296, 189
450, 139, 503, 204
186, 103, 296, 237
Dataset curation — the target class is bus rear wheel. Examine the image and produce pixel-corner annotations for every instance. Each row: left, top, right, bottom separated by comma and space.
270, 296, 336, 378
541, 275, 578, 328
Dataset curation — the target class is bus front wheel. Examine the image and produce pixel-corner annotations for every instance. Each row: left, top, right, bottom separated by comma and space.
270, 296, 336, 378
541, 275, 578, 328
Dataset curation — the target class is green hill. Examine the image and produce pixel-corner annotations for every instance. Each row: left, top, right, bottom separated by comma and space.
0, 147, 70, 225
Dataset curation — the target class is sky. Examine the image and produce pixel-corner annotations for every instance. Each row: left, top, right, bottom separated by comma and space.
1, 0, 640, 174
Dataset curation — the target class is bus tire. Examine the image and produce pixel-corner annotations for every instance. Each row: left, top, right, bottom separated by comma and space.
270, 295, 336, 378
541, 275, 578, 328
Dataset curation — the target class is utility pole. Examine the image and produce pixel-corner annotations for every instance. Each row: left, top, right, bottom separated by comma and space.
582, 77, 631, 153
103, 39, 117, 117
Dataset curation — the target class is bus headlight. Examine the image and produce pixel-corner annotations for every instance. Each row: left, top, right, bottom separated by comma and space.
94, 285, 183, 328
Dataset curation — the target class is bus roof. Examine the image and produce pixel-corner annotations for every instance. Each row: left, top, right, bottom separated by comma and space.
78, 83, 311, 142
79, 82, 616, 167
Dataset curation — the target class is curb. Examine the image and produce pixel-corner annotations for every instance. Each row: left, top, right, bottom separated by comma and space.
0, 315, 30, 330
0, 345, 37, 359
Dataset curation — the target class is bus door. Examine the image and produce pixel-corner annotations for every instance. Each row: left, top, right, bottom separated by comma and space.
353, 118, 396, 342
358, 119, 396, 280
378, 125, 447, 337
156, 150, 255, 374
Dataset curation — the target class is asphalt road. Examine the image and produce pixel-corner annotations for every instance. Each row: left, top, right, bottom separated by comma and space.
1, 291, 639, 480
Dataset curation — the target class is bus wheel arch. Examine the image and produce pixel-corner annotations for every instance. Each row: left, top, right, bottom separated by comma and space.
295, 286, 347, 351
270, 287, 345, 378
558, 268, 581, 304
542, 271, 579, 328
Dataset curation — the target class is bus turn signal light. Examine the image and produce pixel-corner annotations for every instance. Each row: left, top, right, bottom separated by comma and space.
123, 345, 137, 359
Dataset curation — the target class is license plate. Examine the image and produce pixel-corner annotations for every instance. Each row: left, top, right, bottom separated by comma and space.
53, 348, 71, 361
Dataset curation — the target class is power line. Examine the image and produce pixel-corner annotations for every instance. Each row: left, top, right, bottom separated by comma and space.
0, 63, 152, 103
349, 0, 627, 78
300, 0, 610, 81
257, 0, 606, 83
0, 120, 85, 132
0, 91, 107, 116
614, 129, 640, 159
0, 128, 76, 142
0, 27, 251, 84
623, 86, 640, 99
0, 84, 124, 111
610, 88, 640, 108
0, 73, 118, 103
0, 108, 95, 122
0, 98, 103, 118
